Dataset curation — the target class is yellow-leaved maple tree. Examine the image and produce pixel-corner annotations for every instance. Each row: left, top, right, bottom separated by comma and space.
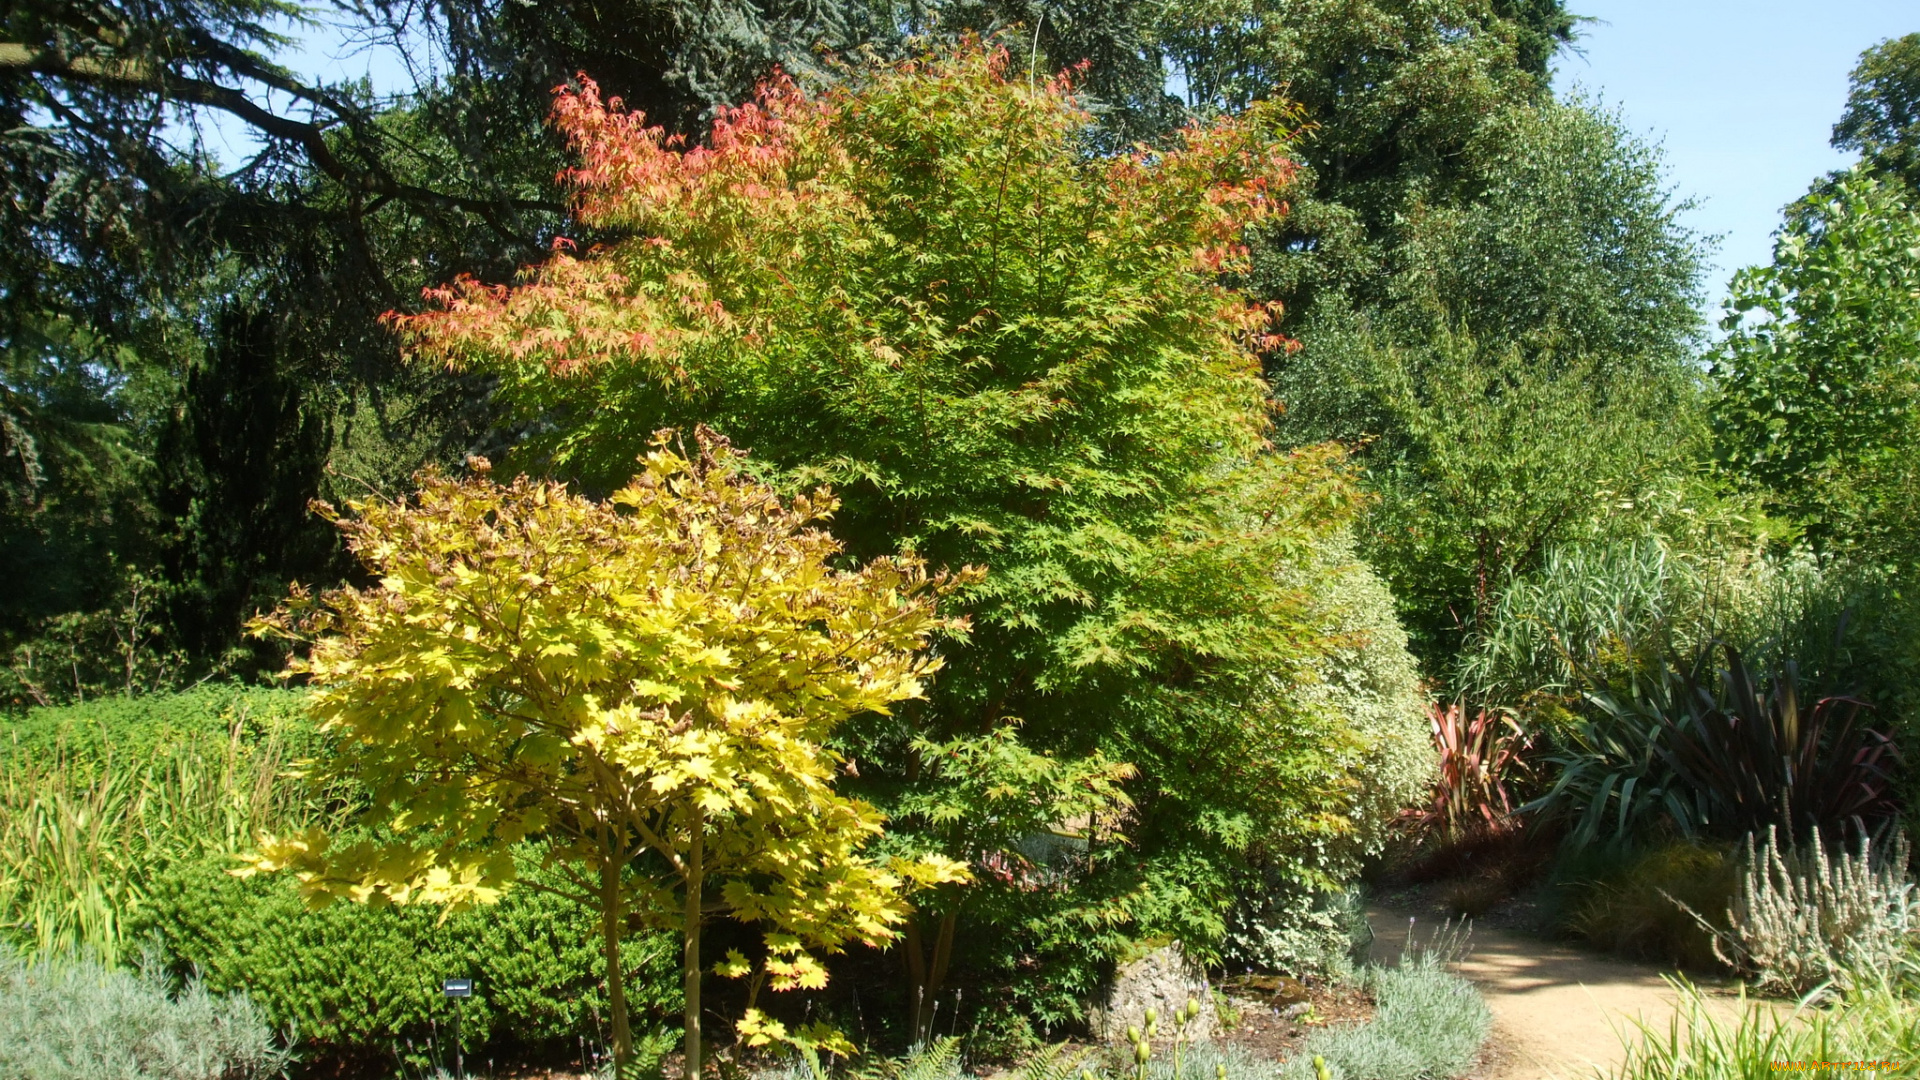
244, 429, 972, 1076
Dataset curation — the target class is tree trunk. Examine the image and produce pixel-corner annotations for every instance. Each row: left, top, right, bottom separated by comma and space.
683, 808, 705, 1080
902, 917, 928, 1041
926, 909, 956, 1035
902, 909, 958, 1044
601, 860, 633, 1076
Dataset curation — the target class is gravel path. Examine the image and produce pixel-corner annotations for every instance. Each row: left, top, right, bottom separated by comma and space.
1365, 905, 1752, 1080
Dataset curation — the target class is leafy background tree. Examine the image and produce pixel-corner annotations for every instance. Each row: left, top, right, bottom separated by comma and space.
1, 0, 558, 695
154, 307, 337, 671
1233, 6, 1710, 666
1835, 32, 1920, 194
1712, 169, 1920, 566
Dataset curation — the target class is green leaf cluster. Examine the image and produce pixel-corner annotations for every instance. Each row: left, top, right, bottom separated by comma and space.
1712, 168, 1920, 566
1835, 34, 1920, 195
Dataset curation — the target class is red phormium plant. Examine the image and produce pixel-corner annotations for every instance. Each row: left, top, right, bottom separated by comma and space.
1401, 703, 1535, 842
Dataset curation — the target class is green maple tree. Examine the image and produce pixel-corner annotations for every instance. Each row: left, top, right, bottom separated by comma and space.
392, 43, 1416, 1028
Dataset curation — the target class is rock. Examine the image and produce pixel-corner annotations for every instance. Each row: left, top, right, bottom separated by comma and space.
1231, 974, 1309, 1007
1091, 945, 1216, 1042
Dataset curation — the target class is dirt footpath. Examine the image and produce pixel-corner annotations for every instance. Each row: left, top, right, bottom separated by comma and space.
1366, 905, 1753, 1080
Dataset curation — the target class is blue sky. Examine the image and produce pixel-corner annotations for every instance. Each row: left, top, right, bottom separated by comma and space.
1552, 1, 1915, 309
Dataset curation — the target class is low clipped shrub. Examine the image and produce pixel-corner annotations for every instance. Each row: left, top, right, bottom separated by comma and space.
1566, 841, 1738, 971
0, 684, 315, 767
132, 848, 684, 1069
0, 946, 288, 1080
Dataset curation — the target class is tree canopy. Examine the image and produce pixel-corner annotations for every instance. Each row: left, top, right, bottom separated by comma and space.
393, 46, 1418, 1020
248, 432, 970, 1074
1261, 59, 1707, 663
1835, 33, 1920, 194
1712, 168, 1920, 565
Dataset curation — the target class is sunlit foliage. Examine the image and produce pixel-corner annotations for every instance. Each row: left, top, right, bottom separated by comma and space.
394, 46, 1406, 1023
247, 433, 970, 1073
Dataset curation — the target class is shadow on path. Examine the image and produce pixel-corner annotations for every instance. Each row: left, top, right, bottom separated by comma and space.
1366, 904, 1748, 1080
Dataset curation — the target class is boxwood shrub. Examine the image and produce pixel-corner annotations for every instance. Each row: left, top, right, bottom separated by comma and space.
134, 847, 683, 1070
1, 684, 317, 767
2, 686, 684, 1071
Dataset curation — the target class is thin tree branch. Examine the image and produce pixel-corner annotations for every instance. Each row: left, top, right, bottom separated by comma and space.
1, 42, 567, 219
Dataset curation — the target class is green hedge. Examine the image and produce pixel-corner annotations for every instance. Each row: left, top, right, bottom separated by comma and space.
1, 687, 684, 1070
0, 684, 316, 766
134, 849, 683, 1068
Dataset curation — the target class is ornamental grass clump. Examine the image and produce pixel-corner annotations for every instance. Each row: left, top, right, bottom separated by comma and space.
1608, 975, 1920, 1080
0, 715, 314, 964
1706, 828, 1917, 996
1568, 840, 1738, 971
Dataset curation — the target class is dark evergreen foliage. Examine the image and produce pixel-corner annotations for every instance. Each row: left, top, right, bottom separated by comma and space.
154, 308, 336, 668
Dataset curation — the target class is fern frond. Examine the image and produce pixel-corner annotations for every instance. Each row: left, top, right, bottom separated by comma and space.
1017, 1042, 1089, 1080
897, 1037, 963, 1080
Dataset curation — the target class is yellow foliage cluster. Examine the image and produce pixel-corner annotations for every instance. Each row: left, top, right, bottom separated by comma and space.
244, 429, 972, 1069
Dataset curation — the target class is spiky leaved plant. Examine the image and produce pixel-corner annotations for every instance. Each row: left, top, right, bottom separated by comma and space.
1399, 704, 1532, 844
1657, 648, 1900, 841
1531, 644, 1901, 846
